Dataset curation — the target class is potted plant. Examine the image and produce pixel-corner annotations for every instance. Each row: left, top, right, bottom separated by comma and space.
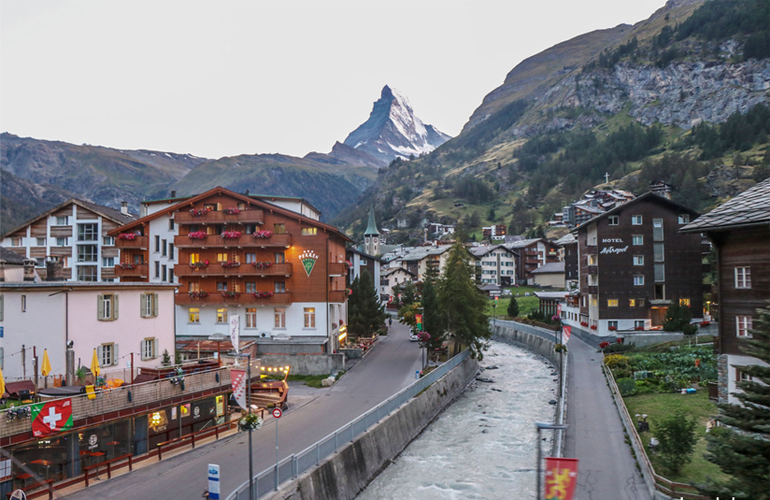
238, 413, 263, 431
161, 349, 172, 366
75, 366, 87, 384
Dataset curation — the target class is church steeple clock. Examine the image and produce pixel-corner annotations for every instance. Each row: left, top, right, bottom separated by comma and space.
363, 206, 380, 256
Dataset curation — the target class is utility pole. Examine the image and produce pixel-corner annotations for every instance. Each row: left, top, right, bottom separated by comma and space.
247, 353, 254, 500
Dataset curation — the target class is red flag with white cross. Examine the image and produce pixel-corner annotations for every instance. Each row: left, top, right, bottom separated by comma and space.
31, 398, 74, 437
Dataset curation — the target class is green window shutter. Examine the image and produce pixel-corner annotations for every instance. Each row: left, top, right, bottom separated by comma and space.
0, 294, 4, 321
113, 343, 119, 365
113, 295, 119, 320
140, 293, 147, 318
153, 338, 159, 358
152, 293, 158, 317
97, 345, 105, 366
97, 294, 105, 321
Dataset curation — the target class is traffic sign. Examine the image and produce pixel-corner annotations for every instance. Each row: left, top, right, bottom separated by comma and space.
207, 464, 220, 500
272, 408, 282, 419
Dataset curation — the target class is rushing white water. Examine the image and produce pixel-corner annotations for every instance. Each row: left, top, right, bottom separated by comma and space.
356, 341, 558, 500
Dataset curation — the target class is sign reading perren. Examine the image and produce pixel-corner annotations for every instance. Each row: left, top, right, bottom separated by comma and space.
299, 250, 319, 277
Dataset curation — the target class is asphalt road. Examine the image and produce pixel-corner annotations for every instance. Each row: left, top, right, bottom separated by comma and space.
564, 336, 649, 500
63, 321, 423, 500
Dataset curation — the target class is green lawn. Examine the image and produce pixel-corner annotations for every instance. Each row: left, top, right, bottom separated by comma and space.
484, 286, 548, 318
622, 390, 728, 485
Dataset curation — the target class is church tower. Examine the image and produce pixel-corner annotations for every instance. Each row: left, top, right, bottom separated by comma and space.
363, 206, 380, 256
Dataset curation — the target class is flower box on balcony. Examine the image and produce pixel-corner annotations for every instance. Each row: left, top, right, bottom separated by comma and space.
254, 291, 274, 299
221, 291, 241, 298
608, 326, 617, 331
590, 325, 597, 330
190, 208, 211, 217
221, 261, 241, 268
188, 231, 208, 240
118, 233, 138, 240
223, 207, 241, 215
119, 263, 136, 269
634, 326, 644, 331
221, 231, 242, 239
190, 260, 210, 269
189, 291, 209, 299
252, 230, 273, 239
253, 261, 273, 269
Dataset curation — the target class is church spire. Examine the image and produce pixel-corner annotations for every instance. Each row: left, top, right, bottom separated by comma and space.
363, 206, 380, 256
364, 206, 380, 236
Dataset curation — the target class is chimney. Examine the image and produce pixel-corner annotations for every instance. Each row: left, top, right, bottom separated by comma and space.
23, 258, 35, 281
120, 201, 129, 215
46, 257, 64, 281
170, 190, 176, 198
0, 261, 5, 282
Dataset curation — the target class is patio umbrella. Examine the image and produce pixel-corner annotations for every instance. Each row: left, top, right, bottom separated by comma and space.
90, 348, 101, 378
0, 364, 5, 398
41, 349, 52, 377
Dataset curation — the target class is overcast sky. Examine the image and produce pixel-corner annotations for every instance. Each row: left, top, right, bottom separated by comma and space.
1, 1, 667, 160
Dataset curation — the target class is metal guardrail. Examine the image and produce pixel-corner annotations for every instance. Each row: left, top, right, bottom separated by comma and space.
226, 349, 471, 500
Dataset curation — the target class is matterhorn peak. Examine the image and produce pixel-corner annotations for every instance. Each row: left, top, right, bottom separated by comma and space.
342, 85, 451, 167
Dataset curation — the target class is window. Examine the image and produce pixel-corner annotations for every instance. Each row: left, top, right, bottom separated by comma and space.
607, 299, 619, 307
11, 237, 22, 246
77, 266, 98, 281
275, 281, 286, 293
608, 321, 618, 329
590, 296, 598, 307
216, 308, 228, 323
154, 235, 160, 252
56, 237, 68, 246
98, 343, 117, 366
653, 243, 665, 262
244, 224, 256, 235
738, 369, 753, 382
587, 255, 597, 266
217, 252, 228, 262
103, 236, 115, 246
21, 295, 26, 313
652, 219, 664, 241
638, 298, 646, 307
654, 284, 665, 300
78, 223, 98, 241
245, 308, 257, 328
679, 298, 691, 307
155, 261, 160, 278
0, 347, 3, 370
36, 237, 46, 246
735, 267, 751, 289
634, 320, 645, 329
301, 227, 317, 236
608, 215, 619, 226
217, 282, 227, 291
736, 316, 753, 338
629, 299, 636, 307
190, 253, 201, 265
162, 239, 167, 256
304, 307, 316, 328
77, 245, 98, 262
0, 294, 3, 321
141, 293, 158, 317
633, 255, 644, 266
678, 214, 690, 225
654, 263, 665, 282
169, 243, 175, 260
169, 268, 174, 283
189, 307, 200, 323
35, 258, 46, 267
246, 282, 256, 293
631, 215, 643, 225
103, 257, 115, 267
246, 253, 256, 264
141, 338, 158, 360
632, 235, 643, 245
273, 223, 286, 234
98, 293, 119, 321
274, 307, 286, 328
162, 265, 167, 282
204, 204, 217, 212
169, 218, 175, 230
56, 216, 69, 225
633, 275, 644, 286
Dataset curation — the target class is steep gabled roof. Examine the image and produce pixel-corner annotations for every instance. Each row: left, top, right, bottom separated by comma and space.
0, 246, 27, 264
531, 261, 565, 274
573, 192, 700, 232
681, 177, 770, 233
468, 244, 518, 258
1, 198, 136, 238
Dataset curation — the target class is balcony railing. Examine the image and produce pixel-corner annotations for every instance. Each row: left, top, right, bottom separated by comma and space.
174, 233, 292, 249
587, 265, 598, 275
174, 262, 293, 278
115, 236, 149, 250
176, 292, 293, 306
588, 285, 599, 295
328, 262, 347, 276
174, 210, 264, 225
114, 264, 149, 278
328, 290, 348, 302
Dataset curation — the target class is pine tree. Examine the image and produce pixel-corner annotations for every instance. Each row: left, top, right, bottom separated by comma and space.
507, 296, 520, 318
437, 241, 491, 359
422, 274, 445, 352
699, 301, 770, 499
348, 270, 386, 337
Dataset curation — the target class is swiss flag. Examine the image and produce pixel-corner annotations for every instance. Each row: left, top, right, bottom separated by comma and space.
31, 399, 74, 437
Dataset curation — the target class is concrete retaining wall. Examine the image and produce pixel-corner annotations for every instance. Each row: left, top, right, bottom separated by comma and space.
260, 353, 344, 376
268, 354, 478, 500
492, 321, 559, 366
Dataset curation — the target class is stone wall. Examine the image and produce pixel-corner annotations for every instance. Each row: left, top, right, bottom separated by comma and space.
260, 353, 344, 376
492, 320, 559, 366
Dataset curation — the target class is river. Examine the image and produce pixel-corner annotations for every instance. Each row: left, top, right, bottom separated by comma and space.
356, 340, 558, 500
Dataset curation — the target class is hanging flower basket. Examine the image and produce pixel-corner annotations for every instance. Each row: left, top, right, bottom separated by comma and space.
253, 261, 273, 269
119, 263, 136, 270
590, 325, 597, 330
254, 291, 274, 299
223, 207, 241, 215
168, 367, 185, 389
5, 405, 32, 421
252, 230, 273, 239
190, 260, 210, 269
117, 233, 138, 240
221, 231, 242, 240
238, 413, 263, 431
221, 291, 241, 298
554, 343, 568, 353
188, 291, 209, 299
189, 208, 211, 217
221, 261, 241, 268
189, 231, 208, 240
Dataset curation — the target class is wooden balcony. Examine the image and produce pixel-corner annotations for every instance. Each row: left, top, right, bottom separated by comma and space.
115, 236, 149, 250
174, 233, 292, 249
175, 209, 264, 225
328, 262, 347, 276
587, 265, 598, 275
174, 262, 293, 278
328, 290, 348, 303
176, 292, 293, 306
588, 285, 599, 295
114, 264, 149, 278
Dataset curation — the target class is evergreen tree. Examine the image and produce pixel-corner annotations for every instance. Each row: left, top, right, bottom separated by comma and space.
699, 301, 770, 499
507, 296, 520, 318
437, 241, 491, 359
422, 273, 446, 352
348, 270, 386, 336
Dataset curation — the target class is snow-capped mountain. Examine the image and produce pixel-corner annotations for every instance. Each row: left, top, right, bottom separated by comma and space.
341, 85, 451, 166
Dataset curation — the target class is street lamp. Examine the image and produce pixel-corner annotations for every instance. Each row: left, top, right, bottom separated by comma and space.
535, 422, 568, 500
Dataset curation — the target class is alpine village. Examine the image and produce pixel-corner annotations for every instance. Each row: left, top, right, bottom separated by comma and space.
1, 1, 769, 499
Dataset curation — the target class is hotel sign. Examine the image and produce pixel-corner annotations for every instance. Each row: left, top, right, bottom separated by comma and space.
600, 238, 627, 255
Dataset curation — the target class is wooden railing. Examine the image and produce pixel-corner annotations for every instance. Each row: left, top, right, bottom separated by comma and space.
174, 233, 292, 249
5, 480, 54, 499
176, 292, 293, 306
113, 264, 149, 278
174, 262, 292, 278
83, 454, 133, 487
175, 209, 264, 225
114, 236, 149, 249
156, 418, 241, 461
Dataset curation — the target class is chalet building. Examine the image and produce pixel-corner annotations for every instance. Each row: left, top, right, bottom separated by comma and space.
532, 262, 566, 288
469, 245, 517, 286
681, 178, 770, 405
380, 267, 416, 303
346, 247, 384, 301
108, 187, 350, 354
569, 192, 703, 336
504, 238, 560, 285
1, 199, 136, 282
555, 233, 578, 289
481, 224, 507, 240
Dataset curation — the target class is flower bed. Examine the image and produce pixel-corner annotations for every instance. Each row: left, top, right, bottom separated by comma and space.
118, 233, 137, 240
221, 231, 242, 239
252, 230, 273, 239
188, 231, 208, 240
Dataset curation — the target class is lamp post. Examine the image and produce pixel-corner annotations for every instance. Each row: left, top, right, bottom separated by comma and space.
535, 422, 568, 500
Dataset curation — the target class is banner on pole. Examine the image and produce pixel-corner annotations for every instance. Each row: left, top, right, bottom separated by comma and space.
544, 457, 578, 500
562, 325, 572, 344
231, 369, 248, 410
229, 315, 240, 354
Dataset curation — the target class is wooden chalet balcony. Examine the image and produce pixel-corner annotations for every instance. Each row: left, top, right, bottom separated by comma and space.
174, 262, 293, 278
328, 290, 348, 302
588, 285, 599, 295
174, 233, 292, 249
115, 235, 149, 250
114, 264, 149, 278
175, 209, 264, 225
176, 292, 293, 306
328, 262, 347, 276
587, 265, 598, 275
582, 246, 597, 255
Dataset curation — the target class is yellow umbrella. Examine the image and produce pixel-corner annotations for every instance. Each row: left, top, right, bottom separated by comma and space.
0, 364, 5, 398
90, 348, 101, 378
41, 349, 52, 377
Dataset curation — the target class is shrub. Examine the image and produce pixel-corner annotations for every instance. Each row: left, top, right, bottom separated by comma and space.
603, 342, 636, 354
654, 410, 698, 476
617, 377, 636, 396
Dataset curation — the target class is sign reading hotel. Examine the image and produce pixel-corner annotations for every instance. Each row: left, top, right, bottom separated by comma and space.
31, 398, 74, 437
600, 238, 628, 255
299, 250, 319, 277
